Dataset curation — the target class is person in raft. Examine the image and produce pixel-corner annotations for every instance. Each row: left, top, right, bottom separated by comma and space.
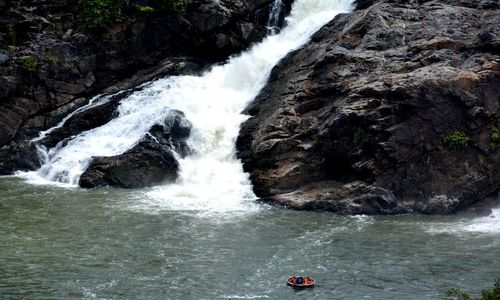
292, 276, 313, 285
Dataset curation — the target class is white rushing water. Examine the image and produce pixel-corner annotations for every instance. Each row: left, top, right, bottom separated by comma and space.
427, 207, 500, 235
19, 0, 354, 212
32, 93, 111, 143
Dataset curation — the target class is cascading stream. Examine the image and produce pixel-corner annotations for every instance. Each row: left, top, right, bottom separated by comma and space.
267, 0, 285, 34
20, 0, 354, 212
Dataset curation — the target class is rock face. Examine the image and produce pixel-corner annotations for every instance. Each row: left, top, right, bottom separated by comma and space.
79, 110, 191, 188
237, 0, 500, 214
0, 0, 285, 174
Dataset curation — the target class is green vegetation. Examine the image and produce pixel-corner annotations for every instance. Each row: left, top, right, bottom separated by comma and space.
77, 0, 127, 32
441, 131, 471, 150
43, 52, 56, 63
135, 4, 155, 12
491, 127, 500, 150
18, 56, 37, 72
354, 128, 374, 144
477, 153, 486, 167
153, 0, 188, 12
445, 278, 500, 300
77, 0, 187, 32
62, 62, 75, 71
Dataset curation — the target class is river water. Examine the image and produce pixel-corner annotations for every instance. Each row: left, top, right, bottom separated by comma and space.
2, 0, 499, 298
1, 176, 499, 299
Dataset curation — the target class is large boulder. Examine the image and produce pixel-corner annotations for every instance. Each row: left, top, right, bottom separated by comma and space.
78, 135, 180, 189
79, 110, 191, 188
237, 0, 500, 214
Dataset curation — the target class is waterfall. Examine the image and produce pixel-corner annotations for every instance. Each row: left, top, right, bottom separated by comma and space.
32, 93, 110, 143
19, 0, 353, 212
267, 0, 285, 34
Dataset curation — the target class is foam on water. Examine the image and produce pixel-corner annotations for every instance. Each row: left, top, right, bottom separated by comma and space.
20, 0, 354, 214
426, 208, 500, 235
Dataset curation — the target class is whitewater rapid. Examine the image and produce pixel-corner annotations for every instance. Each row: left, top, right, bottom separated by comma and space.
427, 207, 500, 235
19, 0, 354, 212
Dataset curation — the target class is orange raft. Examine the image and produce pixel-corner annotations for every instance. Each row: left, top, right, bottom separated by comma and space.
286, 276, 315, 288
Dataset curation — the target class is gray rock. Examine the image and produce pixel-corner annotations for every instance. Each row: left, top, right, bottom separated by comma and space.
0, 76, 16, 99
0, 50, 10, 64
78, 134, 180, 189
419, 195, 461, 215
237, 0, 500, 214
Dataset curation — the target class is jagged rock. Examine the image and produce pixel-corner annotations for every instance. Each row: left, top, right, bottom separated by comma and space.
0, 0, 282, 174
79, 110, 191, 188
418, 195, 461, 215
355, 0, 500, 10
38, 94, 125, 149
0, 97, 38, 146
238, 0, 500, 214
264, 181, 407, 215
0, 144, 40, 173
0, 76, 16, 99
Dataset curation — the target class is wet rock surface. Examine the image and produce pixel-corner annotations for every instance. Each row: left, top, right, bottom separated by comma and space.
0, 0, 283, 174
79, 110, 191, 188
238, 0, 500, 214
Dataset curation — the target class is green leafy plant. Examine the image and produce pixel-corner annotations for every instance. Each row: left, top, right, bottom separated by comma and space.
77, 0, 187, 32
441, 131, 471, 150
446, 289, 474, 300
77, 0, 127, 32
445, 278, 500, 300
152, 0, 187, 12
477, 154, 486, 167
491, 127, 500, 151
43, 52, 56, 63
63, 62, 75, 70
19, 56, 37, 72
135, 4, 155, 12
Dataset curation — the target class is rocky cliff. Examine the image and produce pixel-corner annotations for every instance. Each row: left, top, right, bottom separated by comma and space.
237, 0, 500, 214
0, 0, 289, 173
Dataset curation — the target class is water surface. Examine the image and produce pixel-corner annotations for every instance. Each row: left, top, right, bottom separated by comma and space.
1, 177, 499, 299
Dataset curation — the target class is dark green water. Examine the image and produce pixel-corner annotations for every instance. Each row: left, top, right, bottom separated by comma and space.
1, 176, 499, 299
